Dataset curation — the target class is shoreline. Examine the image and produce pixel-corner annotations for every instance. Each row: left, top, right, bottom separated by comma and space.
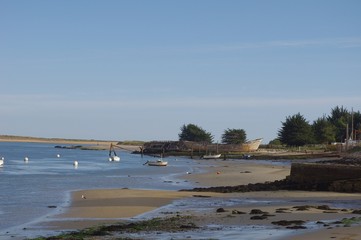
28, 158, 361, 240
0, 135, 141, 152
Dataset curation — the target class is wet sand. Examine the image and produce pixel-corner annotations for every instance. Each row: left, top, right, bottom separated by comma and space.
35, 158, 361, 239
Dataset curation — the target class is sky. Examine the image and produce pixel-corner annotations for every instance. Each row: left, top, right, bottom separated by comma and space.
1, 0, 361, 144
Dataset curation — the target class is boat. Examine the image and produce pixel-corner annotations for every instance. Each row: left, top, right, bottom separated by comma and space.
108, 143, 120, 162
143, 159, 168, 166
0, 157, 4, 167
240, 138, 263, 151
202, 153, 222, 159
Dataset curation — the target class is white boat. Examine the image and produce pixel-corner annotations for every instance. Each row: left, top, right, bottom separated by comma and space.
202, 153, 221, 159
109, 156, 120, 161
144, 159, 168, 166
108, 143, 120, 162
0, 157, 4, 167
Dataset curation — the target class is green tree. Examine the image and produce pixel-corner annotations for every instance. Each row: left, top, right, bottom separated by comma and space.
353, 111, 361, 140
327, 106, 349, 142
269, 138, 282, 146
178, 124, 213, 143
221, 128, 247, 144
278, 113, 313, 146
312, 116, 336, 144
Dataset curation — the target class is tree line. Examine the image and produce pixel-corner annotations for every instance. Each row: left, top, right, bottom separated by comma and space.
277, 106, 361, 146
178, 124, 247, 145
178, 106, 360, 147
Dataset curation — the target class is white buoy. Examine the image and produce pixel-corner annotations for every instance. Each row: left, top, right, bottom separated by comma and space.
24, 157, 29, 162
56, 154, 61, 158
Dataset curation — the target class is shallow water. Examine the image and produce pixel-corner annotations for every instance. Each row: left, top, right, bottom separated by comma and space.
0, 142, 196, 238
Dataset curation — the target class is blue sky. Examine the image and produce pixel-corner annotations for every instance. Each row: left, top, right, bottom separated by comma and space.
1, 1, 361, 143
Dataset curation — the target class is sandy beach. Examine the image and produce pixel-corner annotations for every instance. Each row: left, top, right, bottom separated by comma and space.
30, 158, 361, 240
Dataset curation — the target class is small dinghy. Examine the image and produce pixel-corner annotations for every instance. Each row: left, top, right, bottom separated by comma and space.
108, 143, 120, 162
143, 159, 168, 166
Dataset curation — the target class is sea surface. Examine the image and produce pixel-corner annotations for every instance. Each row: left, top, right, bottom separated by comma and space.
0, 142, 196, 239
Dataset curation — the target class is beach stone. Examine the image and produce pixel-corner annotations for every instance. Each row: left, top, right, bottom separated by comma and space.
250, 215, 268, 220
352, 209, 361, 214
232, 210, 246, 214
250, 209, 267, 215
272, 220, 305, 226
216, 208, 227, 213
317, 205, 332, 210
293, 205, 312, 211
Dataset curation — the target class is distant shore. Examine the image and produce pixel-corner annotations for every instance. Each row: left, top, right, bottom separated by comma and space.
0, 135, 112, 144
0, 135, 142, 152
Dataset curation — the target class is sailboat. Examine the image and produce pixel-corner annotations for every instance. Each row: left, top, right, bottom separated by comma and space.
108, 143, 120, 162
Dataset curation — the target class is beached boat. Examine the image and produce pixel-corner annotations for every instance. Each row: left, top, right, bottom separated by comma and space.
202, 153, 222, 159
144, 159, 168, 166
240, 138, 263, 151
108, 143, 120, 162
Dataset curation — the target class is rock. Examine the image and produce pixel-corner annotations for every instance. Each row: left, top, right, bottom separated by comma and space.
317, 205, 332, 210
250, 209, 267, 215
232, 210, 246, 214
216, 208, 227, 213
272, 220, 305, 226
352, 209, 361, 214
293, 205, 312, 211
250, 215, 268, 220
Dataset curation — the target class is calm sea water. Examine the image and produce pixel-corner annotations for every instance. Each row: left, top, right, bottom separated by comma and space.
0, 142, 196, 238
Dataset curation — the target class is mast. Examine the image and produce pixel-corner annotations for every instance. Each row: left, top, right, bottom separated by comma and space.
351, 108, 354, 140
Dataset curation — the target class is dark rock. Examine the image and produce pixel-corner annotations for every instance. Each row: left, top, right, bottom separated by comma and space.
250, 215, 268, 220
250, 209, 267, 215
352, 209, 361, 214
232, 210, 246, 214
272, 220, 305, 226
216, 208, 227, 213
293, 205, 312, 211
317, 205, 332, 210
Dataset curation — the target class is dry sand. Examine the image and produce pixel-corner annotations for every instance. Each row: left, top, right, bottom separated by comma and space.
38, 158, 361, 239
